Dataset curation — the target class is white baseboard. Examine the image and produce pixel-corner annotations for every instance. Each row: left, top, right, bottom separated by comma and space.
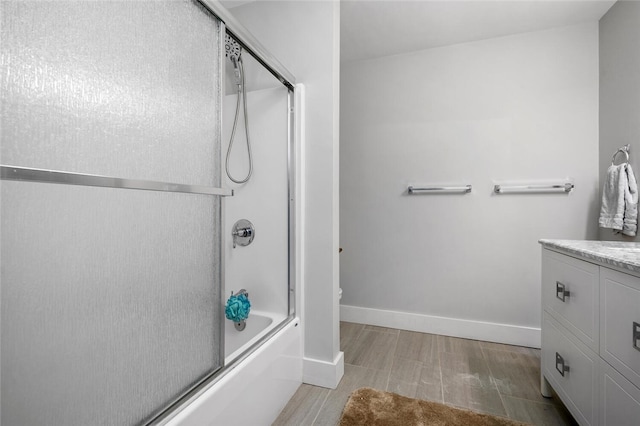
340, 305, 540, 348
302, 351, 344, 389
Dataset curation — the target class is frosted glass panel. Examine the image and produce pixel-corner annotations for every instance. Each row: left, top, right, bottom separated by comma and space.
0, 0, 221, 187
1, 0, 224, 424
1, 182, 221, 425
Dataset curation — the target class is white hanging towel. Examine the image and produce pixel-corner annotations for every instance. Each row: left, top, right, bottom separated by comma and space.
599, 163, 638, 236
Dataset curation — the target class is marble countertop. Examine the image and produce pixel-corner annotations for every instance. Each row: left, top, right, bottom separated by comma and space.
539, 239, 640, 275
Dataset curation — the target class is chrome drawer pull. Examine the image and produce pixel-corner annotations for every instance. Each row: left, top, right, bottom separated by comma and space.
633, 322, 640, 352
556, 281, 570, 302
555, 352, 570, 377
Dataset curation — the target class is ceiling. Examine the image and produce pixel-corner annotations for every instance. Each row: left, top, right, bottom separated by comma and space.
221, 0, 617, 63
341, 0, 616, 63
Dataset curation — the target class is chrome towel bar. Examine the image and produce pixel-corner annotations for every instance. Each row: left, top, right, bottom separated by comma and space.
1, 165, 234, 197
493, 183, 574, 194
408, 185, 472, 194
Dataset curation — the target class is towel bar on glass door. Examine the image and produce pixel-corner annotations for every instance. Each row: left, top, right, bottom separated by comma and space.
0, 165, 234, 197
493, 183, 574, 194
408, 185, 472, 194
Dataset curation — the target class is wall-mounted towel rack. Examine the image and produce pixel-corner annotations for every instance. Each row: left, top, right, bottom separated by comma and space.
611, 144, 631, 165
493, 182, 574, 194
408, 185, 472, 194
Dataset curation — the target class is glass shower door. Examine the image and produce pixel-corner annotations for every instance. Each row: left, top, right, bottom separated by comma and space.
1, 1, 225, 424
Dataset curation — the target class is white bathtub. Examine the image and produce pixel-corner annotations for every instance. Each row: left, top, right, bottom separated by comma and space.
167, 314, 302, 426
225, 310, 277, 362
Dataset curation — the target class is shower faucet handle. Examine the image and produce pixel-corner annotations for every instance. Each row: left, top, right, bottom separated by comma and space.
232, 219, 255, 249
233, 227, 252, 238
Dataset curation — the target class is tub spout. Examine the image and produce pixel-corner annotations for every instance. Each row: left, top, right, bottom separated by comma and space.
225, 289, 251, 331
234, 289, 249, 298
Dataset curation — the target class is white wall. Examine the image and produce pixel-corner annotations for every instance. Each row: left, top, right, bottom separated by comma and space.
599, 0, 640, 242
223, 86, 289, 318
340, 23, 600, 347
227, 1, 342, 387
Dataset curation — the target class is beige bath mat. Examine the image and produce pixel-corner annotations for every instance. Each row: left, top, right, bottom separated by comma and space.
339, 387, 529, 426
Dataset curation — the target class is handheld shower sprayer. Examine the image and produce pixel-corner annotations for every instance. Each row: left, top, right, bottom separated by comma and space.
229, 56, 241, 86
224, 33, 252, 184
225, 32, 241, 62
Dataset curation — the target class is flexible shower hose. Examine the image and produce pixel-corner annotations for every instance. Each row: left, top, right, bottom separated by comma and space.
225, 56, 253, 184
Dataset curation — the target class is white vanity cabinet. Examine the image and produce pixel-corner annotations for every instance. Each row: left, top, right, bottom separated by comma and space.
600, 267, 640, 390
600, 360, 640, 426
540, 241, 640, 426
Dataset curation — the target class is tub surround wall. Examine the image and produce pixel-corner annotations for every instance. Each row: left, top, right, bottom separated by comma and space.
227, 1, 343, 387
223, 86, 289, 317
340, 23, 600, 348
599, 0, 640, 242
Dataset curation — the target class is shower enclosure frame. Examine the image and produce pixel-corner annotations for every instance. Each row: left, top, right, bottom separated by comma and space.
200, 0, 299, 338
199, 0, 299, 317
149, 1, 299, 424
0, 0, 298, 424
202, 0, 298, 318
204, 0, 299, 338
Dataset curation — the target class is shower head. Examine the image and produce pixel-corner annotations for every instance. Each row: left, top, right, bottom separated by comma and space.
225, 34, 242, 85
225, 34, 241, 62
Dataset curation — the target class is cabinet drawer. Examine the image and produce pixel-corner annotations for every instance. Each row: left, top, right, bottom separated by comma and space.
542, 312, 598, 426
542, 249, 600, 351
600, 359, 640, 426
600, 267, 640, 390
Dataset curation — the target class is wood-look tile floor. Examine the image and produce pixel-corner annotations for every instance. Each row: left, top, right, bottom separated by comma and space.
272, 322, 578, 426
